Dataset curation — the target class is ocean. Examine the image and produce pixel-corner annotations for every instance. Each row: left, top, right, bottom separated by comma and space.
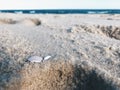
0, 9, 120, 14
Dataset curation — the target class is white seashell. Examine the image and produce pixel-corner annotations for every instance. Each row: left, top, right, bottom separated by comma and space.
28, 56, 43, 63
44, 56, 52, 61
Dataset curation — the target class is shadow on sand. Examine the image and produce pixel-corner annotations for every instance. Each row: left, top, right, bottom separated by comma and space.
0, 52, 117, 90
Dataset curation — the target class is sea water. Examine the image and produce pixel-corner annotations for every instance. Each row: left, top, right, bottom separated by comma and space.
0, 9, 120, 14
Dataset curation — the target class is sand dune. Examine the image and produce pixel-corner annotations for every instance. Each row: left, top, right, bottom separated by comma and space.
18, 18, 41, 26
0, 14, 120, 90
0, 18, 16, 24
71, 25, 120, 40
0, 18, 41, 26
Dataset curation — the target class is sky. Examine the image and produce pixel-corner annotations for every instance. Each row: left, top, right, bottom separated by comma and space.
0, 0, 120, 10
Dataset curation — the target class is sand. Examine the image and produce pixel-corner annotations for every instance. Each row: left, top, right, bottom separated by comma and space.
0, 13, 120, 90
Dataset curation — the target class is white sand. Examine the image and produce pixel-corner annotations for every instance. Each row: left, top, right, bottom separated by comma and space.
0, 13, 120, 90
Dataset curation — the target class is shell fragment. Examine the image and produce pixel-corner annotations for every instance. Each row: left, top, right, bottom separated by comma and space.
28, 56, 43, 63
44, 56, 52, 61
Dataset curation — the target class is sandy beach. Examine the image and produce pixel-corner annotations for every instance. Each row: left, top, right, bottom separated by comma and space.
0, 13, 120, 90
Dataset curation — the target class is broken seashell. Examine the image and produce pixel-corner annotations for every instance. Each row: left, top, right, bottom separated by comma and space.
28, 56, 43, 63
44, 56, 52, 61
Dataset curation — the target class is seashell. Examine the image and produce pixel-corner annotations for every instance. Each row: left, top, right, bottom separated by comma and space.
28, 56, 43, 63
44, 56, 52, 61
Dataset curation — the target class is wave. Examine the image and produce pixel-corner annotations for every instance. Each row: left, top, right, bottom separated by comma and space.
30, 11, 36, 14
14, 11, 23, 14
88, 11, 109, 14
